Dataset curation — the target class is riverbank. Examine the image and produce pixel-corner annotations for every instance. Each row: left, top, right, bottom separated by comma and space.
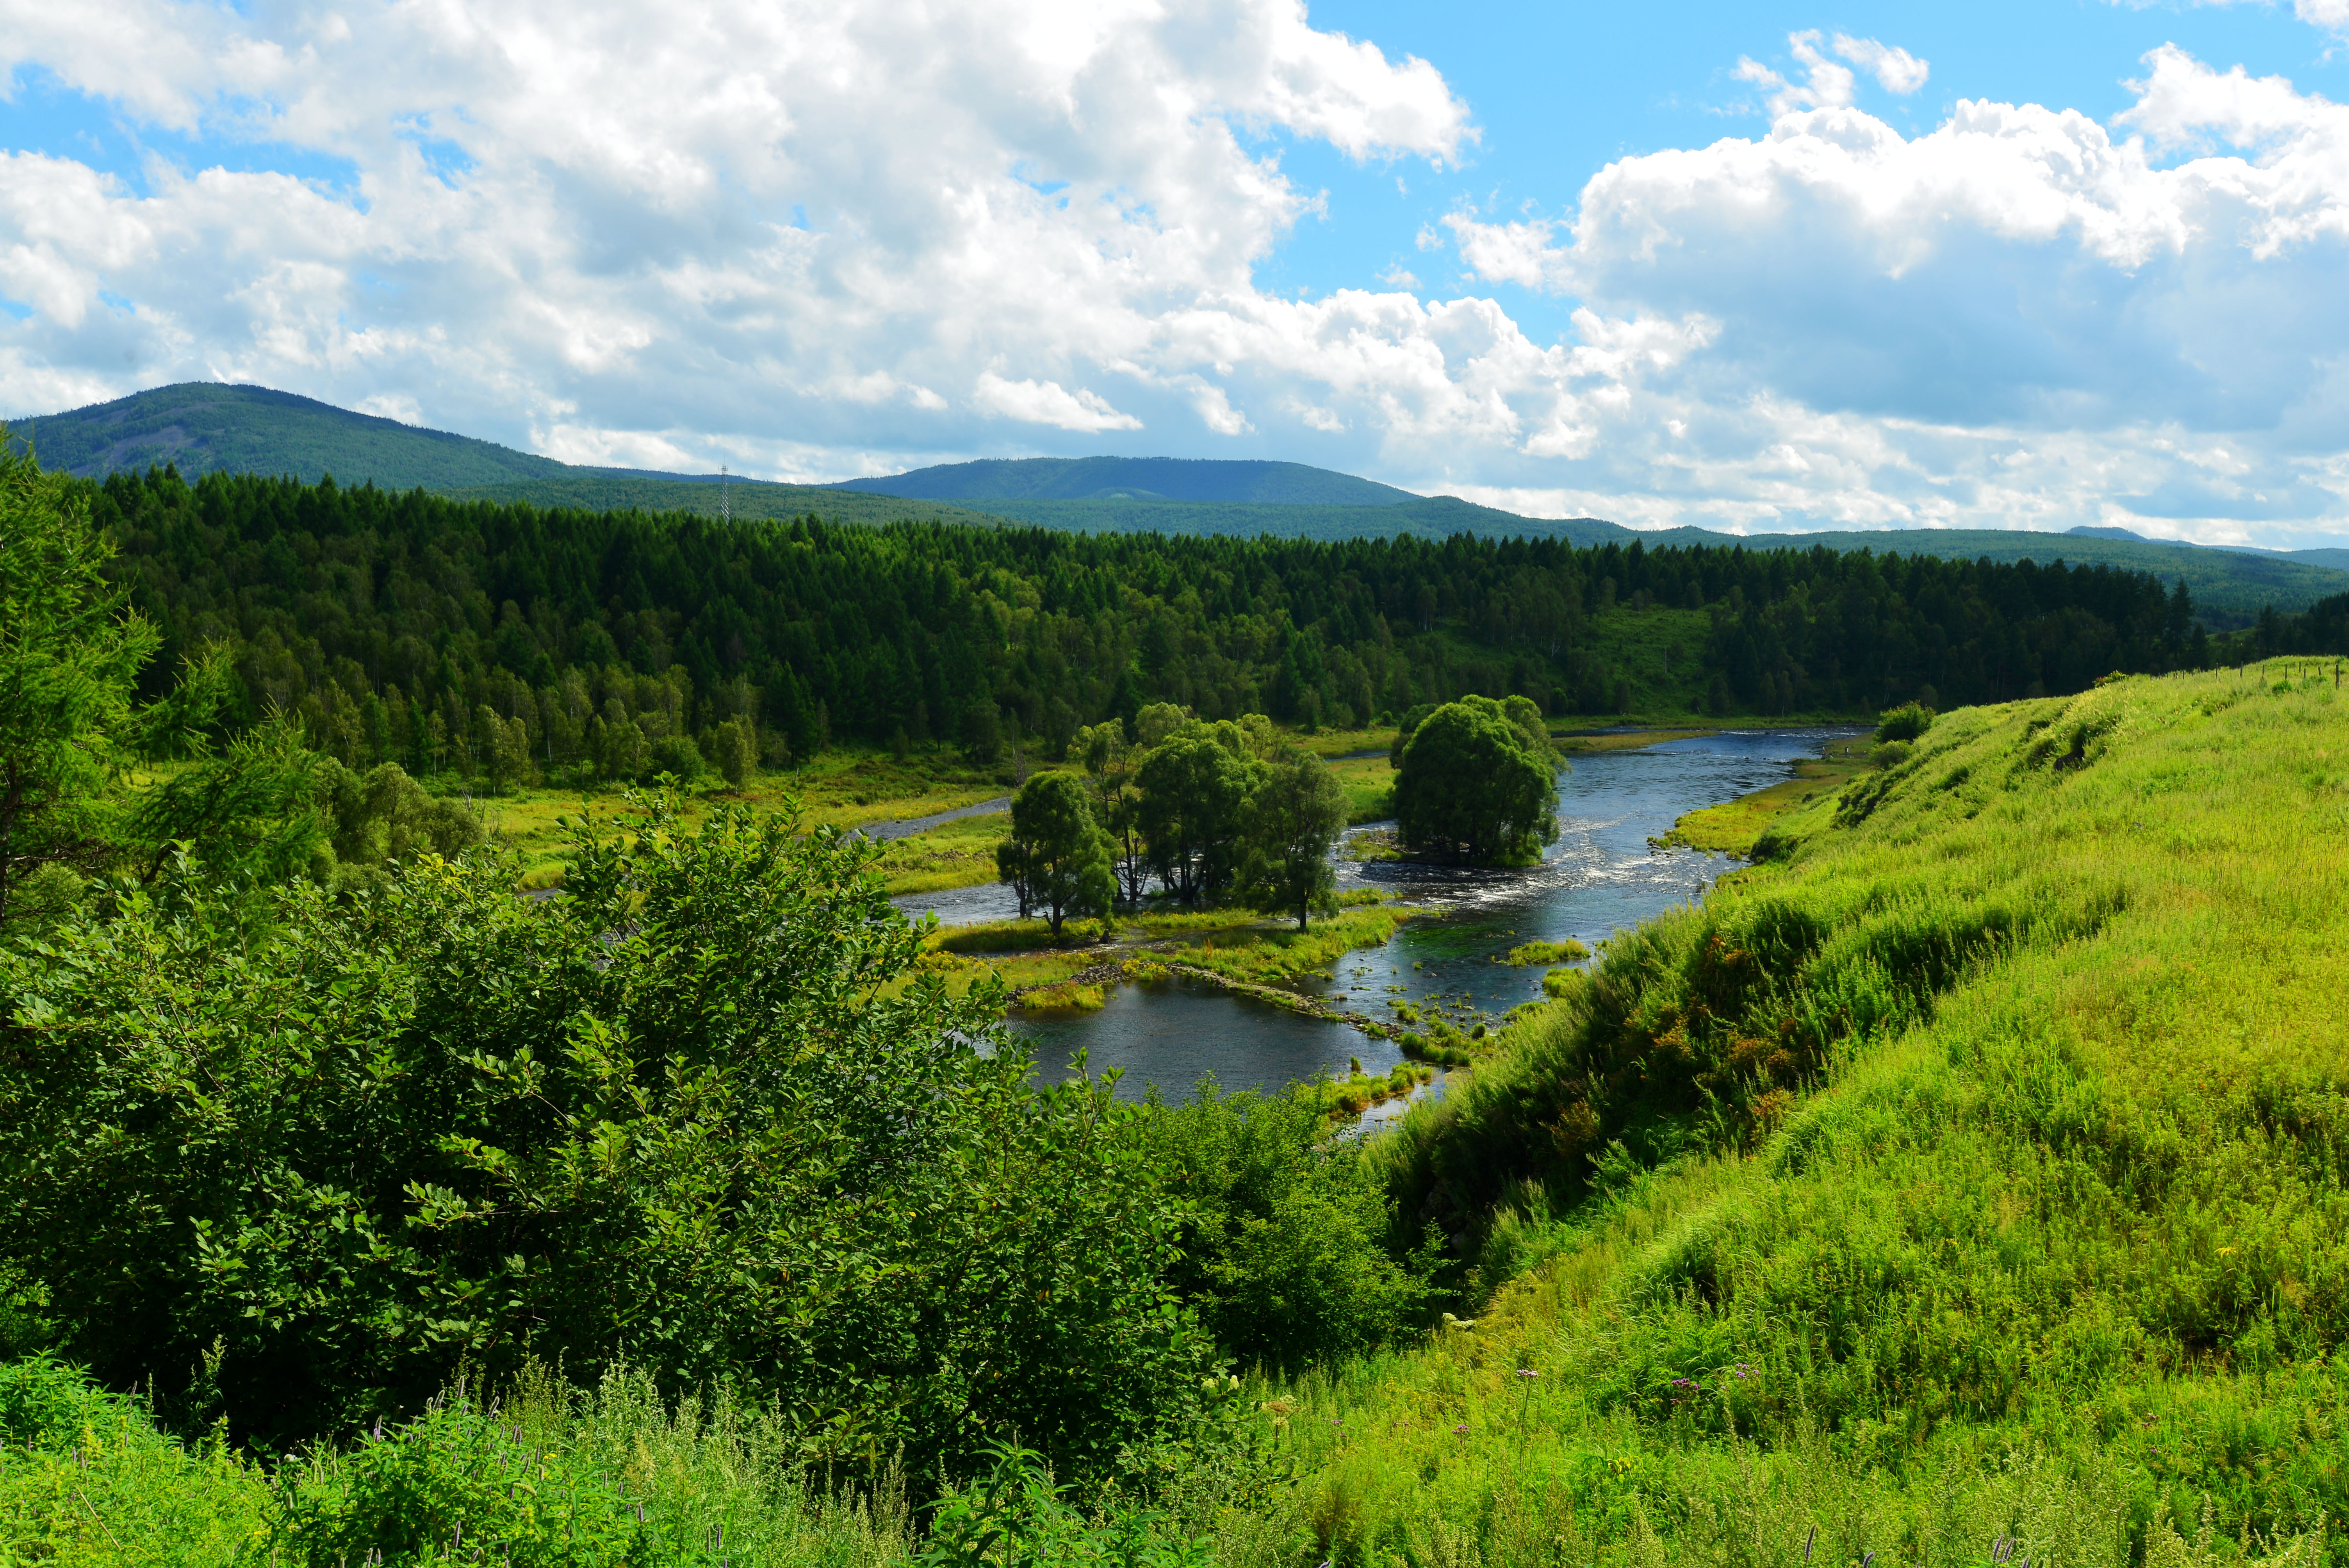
921, 898, 1424, 1012
1653, 731, 1874, 854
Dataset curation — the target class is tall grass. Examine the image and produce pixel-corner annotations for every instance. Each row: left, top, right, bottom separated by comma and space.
1236, 661, 2349, 1567
0, 1356, 914, 1566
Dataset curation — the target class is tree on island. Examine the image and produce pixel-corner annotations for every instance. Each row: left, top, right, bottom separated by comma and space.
1136, 732, 1257, 904
996, 770, 1116, 936
1236, 747, 1350, 929
1391, 694, 1560, 864
1070, 719, 1151, 906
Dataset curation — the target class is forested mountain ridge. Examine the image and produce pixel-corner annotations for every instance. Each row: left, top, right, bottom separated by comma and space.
827, 454, 1417, 504
18, 383, 2349, 625
10, 382, 1026, 531
86, 465, 2249, 787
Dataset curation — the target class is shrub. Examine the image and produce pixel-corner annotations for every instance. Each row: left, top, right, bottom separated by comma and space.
1133, 1087, 1440, 1370
916, 1443, 1210, 1568
0, 795, 1217, 1479
648, 734, 707, 782
1875, 701, 1935, 743
273, 1389, 665, 1567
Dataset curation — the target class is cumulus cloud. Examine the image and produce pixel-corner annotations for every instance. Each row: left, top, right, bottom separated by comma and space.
0, 0, 1469, 474
2, 5, 2345, 544
973, 373, 1143, 433
1733, 32, 1925, 118
1430, 45, 2349, 540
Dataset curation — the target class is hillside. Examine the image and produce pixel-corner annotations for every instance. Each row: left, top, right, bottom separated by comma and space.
827, 453, 1417, 505
1282, 660, 2349, 1564
1643, 521, 2349, 630
13, 383, 1019, 532
16, 382, 581, 490
18, 381, 2349, 627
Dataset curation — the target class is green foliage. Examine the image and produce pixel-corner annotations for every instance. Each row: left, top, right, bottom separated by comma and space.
0, 794, 1218, 1476
1000, 772, 1116, 935
1875, 700, 1936, 742
1136, 1089, 1440, 1372
1137, 736, 1258, 904
1235, 749, 1348, 929
321, 760, 485, 883
1387, 703, 1436, 766
648, 733, 706, 783
272, 1389, 670, 1566
0, 1352, 268, 1564
1391, 695, 1559, 864
0, 441, 163, 923
709, 718, 755, 789
1, 1352, 922, 1568
916, 1442, 1212, 1568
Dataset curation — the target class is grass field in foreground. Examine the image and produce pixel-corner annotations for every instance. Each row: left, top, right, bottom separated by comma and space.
1232, 659, 2349, 1568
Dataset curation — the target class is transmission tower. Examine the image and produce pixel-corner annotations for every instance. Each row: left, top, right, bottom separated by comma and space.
721, 464, 731, 524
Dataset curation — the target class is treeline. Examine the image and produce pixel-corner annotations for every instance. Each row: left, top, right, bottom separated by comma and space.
82, 466, 2246, 780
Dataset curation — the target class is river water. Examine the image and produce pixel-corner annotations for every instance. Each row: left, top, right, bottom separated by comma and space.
893, 729, 1857, 1107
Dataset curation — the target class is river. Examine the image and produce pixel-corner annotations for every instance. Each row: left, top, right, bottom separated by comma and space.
893, 728, 1857, 1108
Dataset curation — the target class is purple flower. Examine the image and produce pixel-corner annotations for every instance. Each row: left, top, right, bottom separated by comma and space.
1453, 1423, 1469, 1434
1515, 1368, 1538, 1380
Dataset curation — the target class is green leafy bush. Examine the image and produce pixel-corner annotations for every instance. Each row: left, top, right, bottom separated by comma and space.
0, 795, 1216, 1477
0, 1353, 267, 1563
272, 1390, 670, 1566
1135, 1087, 1440, 1370
1874, 700, 1935, 743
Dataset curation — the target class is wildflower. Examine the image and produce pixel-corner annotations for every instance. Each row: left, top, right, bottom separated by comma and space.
1515, 1368, 1538, 1380
1453, 1424, 1469, 1434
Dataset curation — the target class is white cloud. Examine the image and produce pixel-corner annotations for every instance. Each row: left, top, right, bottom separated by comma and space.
1831, 34, 1929, 96
974, 373, 1143, 433
1734, 32, 1927, 118
0, 0, 1467, 465
1430, 46, 2349, 540
1, 5, 2345, 545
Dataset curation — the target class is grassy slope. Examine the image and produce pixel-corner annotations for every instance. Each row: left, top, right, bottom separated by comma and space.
1246, 659, 2349, 1568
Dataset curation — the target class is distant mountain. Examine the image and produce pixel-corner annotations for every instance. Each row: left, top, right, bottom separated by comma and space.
14, 381, 2347, 629
7, 382, 1017, 531
16, 383, 583, 490
827, 455, 1416, 506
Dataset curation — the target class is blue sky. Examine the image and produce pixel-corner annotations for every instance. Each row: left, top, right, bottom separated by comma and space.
4, 0, 2348, 544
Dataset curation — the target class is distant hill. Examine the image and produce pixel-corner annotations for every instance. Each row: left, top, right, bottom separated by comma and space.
8, 383, 1017, 531
14, 381, 2347, 629
827, 455, 1416, 506
1641, 524, 2349, 630
15, 383, 583, 490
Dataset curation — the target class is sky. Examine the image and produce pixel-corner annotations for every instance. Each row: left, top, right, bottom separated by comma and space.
4, 0, 2349, 547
